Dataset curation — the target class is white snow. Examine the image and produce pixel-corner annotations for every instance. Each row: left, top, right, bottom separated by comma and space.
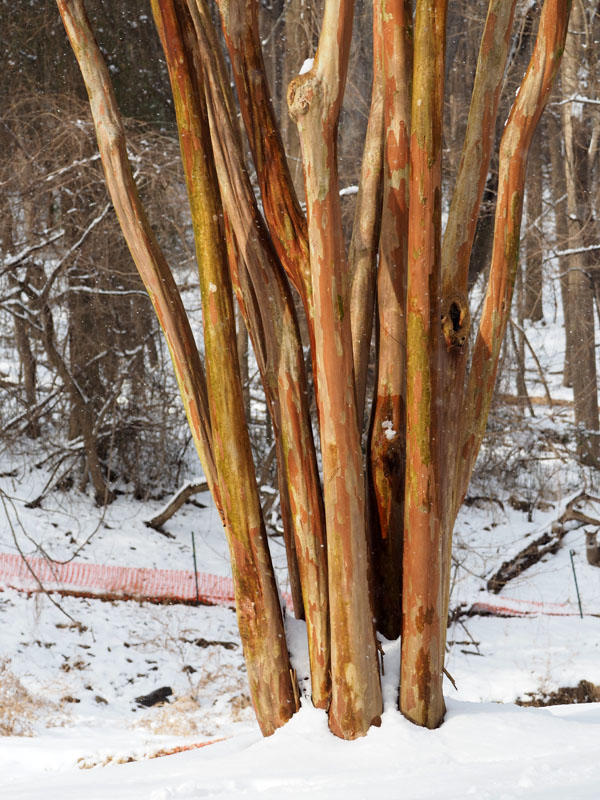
2, 630, 600, 799
381, 419, 396, 441
1, 458, 600, 798
2, 275, 600, 797
299, 58, 314, 76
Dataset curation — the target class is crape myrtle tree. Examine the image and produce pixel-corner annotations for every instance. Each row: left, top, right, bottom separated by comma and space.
56, 0, 569, 738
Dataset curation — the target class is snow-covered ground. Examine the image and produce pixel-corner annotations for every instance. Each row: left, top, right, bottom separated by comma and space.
2, 266, 600, 797
1, 448, 600, 798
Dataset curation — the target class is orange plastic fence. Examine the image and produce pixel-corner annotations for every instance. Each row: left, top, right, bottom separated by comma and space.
0, 551, 592, 617
469, 596, 585, 617
0, 552, 294, 611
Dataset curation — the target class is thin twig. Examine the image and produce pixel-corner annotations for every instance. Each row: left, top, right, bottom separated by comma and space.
0, 489, 82, 626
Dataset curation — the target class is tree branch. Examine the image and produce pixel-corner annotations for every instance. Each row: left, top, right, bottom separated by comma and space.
458, 0, 570, 513
442, 0, 518, 298
56, 0, 219, 511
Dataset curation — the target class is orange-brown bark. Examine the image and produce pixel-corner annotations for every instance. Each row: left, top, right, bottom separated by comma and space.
151, 0, 299, 735
400, 0, 447, 730
369, 0, 412, 639
459, 0, 570, 513
289, 0, 382, 739
442, 0, 518, 297
438, 0, 519, 646
59, 0, 571, 741
215, 0, 324, 421
349, 0, 385, 420
215, 0, 310, 302
182, 0, 331, 709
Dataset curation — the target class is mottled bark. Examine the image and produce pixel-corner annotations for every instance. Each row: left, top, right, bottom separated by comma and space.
400, 0, 447, 730
368, 0, 411, 640
460, 0, 570, 508
150, 0, 301, 734
439, 0, 518, 529
183, 0, 330, 709
442, 0, 518, 297
57, 0, 571, 742
216, 0, 325, 425
289, 0, 382, 738
217, 0, 310, 302
281, 0, 316, 199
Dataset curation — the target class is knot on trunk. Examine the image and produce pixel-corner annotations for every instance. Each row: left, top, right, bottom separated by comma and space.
441, 293, 470, 351
287, 74, 318, 122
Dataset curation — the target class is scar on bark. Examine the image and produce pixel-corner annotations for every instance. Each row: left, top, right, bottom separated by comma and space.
287, 74, 318, 121
441, 294, 470, 351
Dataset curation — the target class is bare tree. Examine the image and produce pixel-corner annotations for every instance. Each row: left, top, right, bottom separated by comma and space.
0, 94, 189, 500
55, 0, 569, 738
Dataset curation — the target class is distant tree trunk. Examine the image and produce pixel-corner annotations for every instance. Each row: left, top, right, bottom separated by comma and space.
560, 0, 600, 465
547, 110, 572, 388
524, 130, 544, 321
2, 199, 41, 439
11, 277, 40, 439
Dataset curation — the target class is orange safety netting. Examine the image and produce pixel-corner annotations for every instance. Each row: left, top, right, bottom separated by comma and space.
0, 551, 294, 611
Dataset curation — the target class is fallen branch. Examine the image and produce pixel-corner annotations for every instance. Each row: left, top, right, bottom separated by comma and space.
487, 492, 600, 593
496, 393, 573, 407
144, 481, 208, 531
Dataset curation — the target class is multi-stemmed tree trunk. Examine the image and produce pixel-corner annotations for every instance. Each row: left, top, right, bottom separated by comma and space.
57, 0, 569, 738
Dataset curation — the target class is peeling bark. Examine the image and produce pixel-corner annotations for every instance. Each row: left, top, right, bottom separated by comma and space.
442, 0, 518, 296
179, 0, 330, 710
289, 0, 382, 739
216, 0, 310, 301
58, 0, 571, 742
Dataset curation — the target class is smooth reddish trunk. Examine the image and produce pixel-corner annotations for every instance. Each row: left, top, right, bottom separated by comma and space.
400, 0, 447, 730
289, 0, 382, 739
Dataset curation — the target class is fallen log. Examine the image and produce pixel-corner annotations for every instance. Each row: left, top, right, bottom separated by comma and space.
487, 492, 600, 593
144, 481, 208, 531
